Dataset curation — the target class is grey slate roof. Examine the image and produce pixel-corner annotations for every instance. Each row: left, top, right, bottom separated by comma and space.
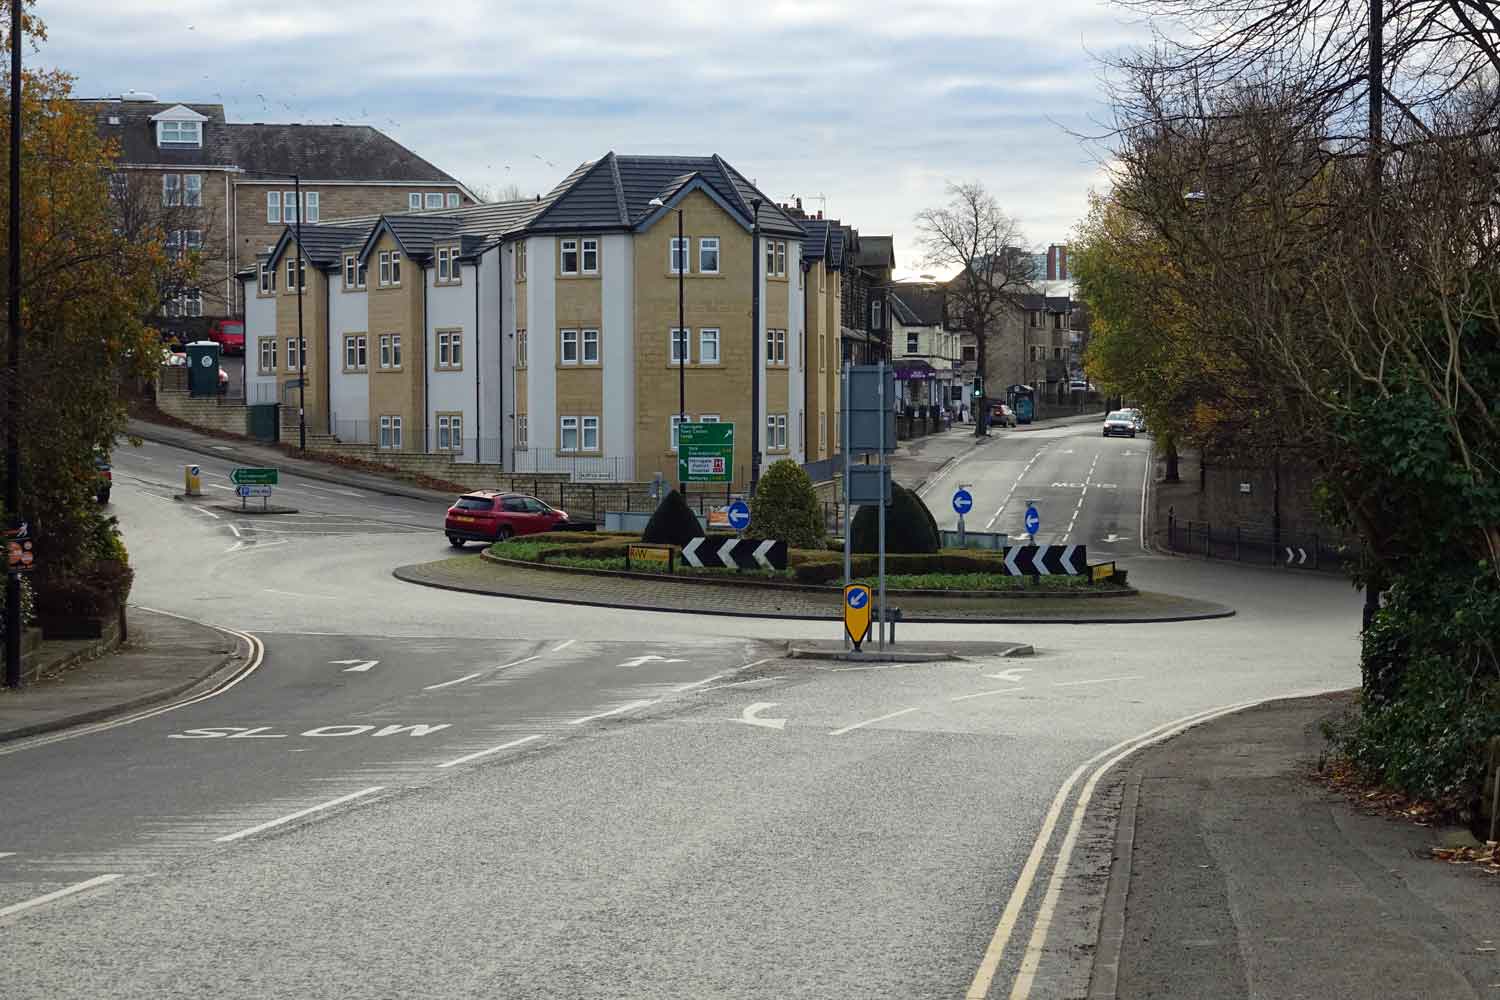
78, 99, 234, 167
801, 219, 831, 261
888, 284, 946, 327
1045, 295, 1073, 313
271, 224, 368, 267
852, 235, 896, 269
828, 223, 847, 270
529, 153, 804, 237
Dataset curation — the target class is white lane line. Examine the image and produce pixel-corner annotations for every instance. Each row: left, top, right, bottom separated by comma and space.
262, 588, 335, 600
227, 523, 242, 538
214, 786, 385, 844
551, 639, 576, 653
1052, 674, 1144, 688
0, 852, 15, 859
0, 874, 124, 920
190, 505, 220, 520
950, 688, 1026, 703
423, 671, 484, 691
568, 699, 660, 725
207, 483, 234, 491
828, 705, 920, 736
1139, 440, 1152, 552
674, 672, 729, 692
436, 734, 544, 769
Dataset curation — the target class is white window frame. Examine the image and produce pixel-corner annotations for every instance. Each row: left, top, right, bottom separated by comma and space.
258, 261, 275, 294
356, 335, 367, 369
285, 257, 305, 291
669, 237, 688, 274
560, 238, 579, 275
286, 337, 300, 372
700, 413, 720, 424
765, 241, 776, 276
776, 330, 786, 365
515, 413, 528, 449
380, 416, 392, 449
447, 193, 461, 208
357, 258, 368, 287
392, 334, 402, 368
516, 329, 527, 367
282, 191, 298, 225
581, 416, 599, 452
449, 331, 463, 369
409, 193, 422, 211
162, 174, 180, 207
259, 338, 276, 373
266, 191, 280, 223
670, 414, 687, 452
183, 174, 202, 207
819, 332, 827, 372
582, 328, 599, 365
871, 300, 882, 329
581, 238, 599, 274
344, 255, 356, 289
425, 192, 444, 210
391, 251, 401, 285
559, 416, 580, 453
304, 191, 319, 223
699, 237, 720, 274
437, 248, 450, 282
157, 119, 201, 147
379, 335, 392, 369
907, 331, 920, 353
699, 328, 720, 365
182, 288, 202, 318
437, 413, 463, 452
516, 241, 527, 280
560, 329, 579, 365
345, 336, 358, 371
775, 241, 786, 276
670, 328, 689, 364
379, 251, 391, 286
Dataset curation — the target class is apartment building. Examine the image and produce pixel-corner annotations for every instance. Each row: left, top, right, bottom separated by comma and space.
79, 91, 474, 342
242, 153, 807, 489
888, 283, 962, 411
794, 214, 845, 463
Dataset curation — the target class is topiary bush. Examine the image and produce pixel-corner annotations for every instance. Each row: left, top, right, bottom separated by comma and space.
849, 482, 940, 554
750, 459, 825, 548
642, 489, 704, 547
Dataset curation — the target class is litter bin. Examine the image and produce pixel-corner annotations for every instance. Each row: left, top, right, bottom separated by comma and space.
186, 340, 221, 397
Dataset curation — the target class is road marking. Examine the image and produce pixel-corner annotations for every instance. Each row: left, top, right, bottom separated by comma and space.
0, 852, 14, 859
983, 667, 1032, 683
227, 523, 242, 537
950, 688, 1026, 703
262, 588, 335, 600
214, 786, 385, 844
191, 505, 220, 519
1052, 674, 1144, 687
0, 874, 124, 920
551, 639, 576, 652
436, 734, 544, 769
331, 659, 379, 673
423, 671, 484, 691
736, 702, 788, 729
674, 672, 729, 692
617, 655, 687, 668
568, 699, 659, 725
208, 483, 234, 491
1139, 441, 1152, 552
828, 706, 920, 736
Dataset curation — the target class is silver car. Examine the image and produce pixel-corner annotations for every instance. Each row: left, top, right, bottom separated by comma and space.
1102, 411, 1137, 438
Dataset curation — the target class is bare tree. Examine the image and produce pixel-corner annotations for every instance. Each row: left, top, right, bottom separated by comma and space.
108, 170, 225, 340
915, 182, 1036, 435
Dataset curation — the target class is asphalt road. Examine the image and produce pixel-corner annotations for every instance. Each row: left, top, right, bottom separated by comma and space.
0, 428, 1364, 998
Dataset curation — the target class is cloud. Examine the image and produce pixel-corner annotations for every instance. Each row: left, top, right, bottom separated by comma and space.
40, 0, 1139, 272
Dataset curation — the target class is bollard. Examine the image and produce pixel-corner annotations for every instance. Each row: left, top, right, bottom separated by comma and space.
183, 464, 202, 497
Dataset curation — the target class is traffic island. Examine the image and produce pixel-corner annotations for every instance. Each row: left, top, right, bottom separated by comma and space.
393, 552, 1235, 624
785, 639, 1035, 662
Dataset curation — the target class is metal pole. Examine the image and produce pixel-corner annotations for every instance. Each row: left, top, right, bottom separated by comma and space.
677, 208, 686, 490
749, 197, 762, 493
4, 0, 22, 687
842, 365, 852, 651
877, 360, 887, 650
294, 174, 306, 452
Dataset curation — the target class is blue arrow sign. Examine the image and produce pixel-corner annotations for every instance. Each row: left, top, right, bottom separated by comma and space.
952, 488, 973, 515
846, 587, 869, 609
1024, 505, 1040, 535
726, 500, 751, 531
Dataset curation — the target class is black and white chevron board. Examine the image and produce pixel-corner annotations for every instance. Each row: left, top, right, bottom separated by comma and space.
680, 537, 789, 571
1002, 544, 1087, 576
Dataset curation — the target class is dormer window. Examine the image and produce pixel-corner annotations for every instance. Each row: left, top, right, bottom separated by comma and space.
158, 120, 201, 147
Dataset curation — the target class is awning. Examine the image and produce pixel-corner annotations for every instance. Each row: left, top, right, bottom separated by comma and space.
893, 359, 936, 380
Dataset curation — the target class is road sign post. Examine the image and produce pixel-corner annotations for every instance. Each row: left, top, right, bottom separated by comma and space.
230, 467, 279, 486
953, 486, 973, 547
1024, 502, 1040, 539
843, 583, 872, 651
726, 499, 750, 533
678, 422, 734, 484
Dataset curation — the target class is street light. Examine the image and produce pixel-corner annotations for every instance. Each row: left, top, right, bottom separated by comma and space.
648, 196, 686, 488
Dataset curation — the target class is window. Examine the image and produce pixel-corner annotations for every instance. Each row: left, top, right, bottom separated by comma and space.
183, 174, 202, 207
559, 416, 580, 452
437, 331, 463, 369
356, 335, 367, 369
426, 193, 444, 210
699, 237, 719, 274
670, 414, 685, 452
907, 331, 920, 353
344, 336, 358, 370
283, 191, 298, 224
1029, 311, 1040, 327
379, 251, 390, 286
180, 288, 202, 317
581, 416, 599, 451
670, 328, 689, 364
767, 413, 788, 450
871, 300, 882, 329
286, 336, 307, 371
379, 416, 403, 449
699, 328, 720, 364
447, 193, 461, 208
1053, 312, 1065, 330
391, 251, 401, 285
357, 258, 368, 287
109, 173, 127, 203
392, 334, 402, 367
670, 237, 688, 274
819, 332, 826, 371
516, 241, 527, 280
437, 413, 463, 451
285, 257, 306, 290
581, 328, 599, 364
765, 241, 775, 276
162, 174, 180, 207
380, 335, 392, 369
158, 119, 201, 147
581, 238, 598, 274
259, 338, 276, 373
266, 191, 280, 223
1053, 346, 1064, 360
962, 345, 977, 363
516, 329, 527, 367
775, 241, 786, 276
1030, 345, 1043, 361
767, 329, 786, 365
700, 413, 720, 424
345, 255, 357, 289
304, 192, 319, 223
515, 413, 528, 449
560, 239, 579, 274
437, 248, 450, 282
258, 262, 275, 295
409, 193, 422, 211
560, 329, 579, 364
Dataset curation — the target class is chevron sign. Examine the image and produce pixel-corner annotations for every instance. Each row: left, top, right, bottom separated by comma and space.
680, 537, 789, 571
1001, 544, 1088, 576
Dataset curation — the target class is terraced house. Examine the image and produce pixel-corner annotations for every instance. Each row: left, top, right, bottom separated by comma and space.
242, 153, 811, 489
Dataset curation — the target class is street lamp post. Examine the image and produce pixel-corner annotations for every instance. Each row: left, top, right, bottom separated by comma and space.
4, 0, 23, 688
649, 197, 687, 490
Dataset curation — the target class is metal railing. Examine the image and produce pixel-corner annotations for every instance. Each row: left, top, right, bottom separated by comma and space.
1166, 515, 1350, 571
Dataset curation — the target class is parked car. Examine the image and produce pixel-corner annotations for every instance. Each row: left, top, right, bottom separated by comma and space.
1123, 408, 1146, 432
94, 449, 112, 503
990, 402, 1017, 428
207, 319, 245, 356
1102, 411, 1137, 438
445, 491, 570, 547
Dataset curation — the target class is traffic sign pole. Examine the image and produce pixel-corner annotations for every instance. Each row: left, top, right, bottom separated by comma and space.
953, 486, 974, 548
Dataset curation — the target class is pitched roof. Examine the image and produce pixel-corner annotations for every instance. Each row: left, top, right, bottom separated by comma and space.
828, 223, 847, 270
528, 152, 804, 237
268, 224, 369, 267
888, 284, 946, 327
801, 219, 831, 261
76, 98, 233, 166
852, 235, 896, 270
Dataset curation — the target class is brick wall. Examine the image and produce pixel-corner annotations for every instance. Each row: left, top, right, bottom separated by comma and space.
156, 380, 249, 436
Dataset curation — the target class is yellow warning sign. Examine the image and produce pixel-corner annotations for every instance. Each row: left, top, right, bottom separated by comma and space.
1091, 561, 1117, 583
843, 583, 872, 649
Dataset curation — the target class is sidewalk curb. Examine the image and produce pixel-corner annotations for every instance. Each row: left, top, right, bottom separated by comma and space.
913, 432, 1004, 496
0, 614, 251, 746
1088, 761, 1142, 999
128, 421, 453, 503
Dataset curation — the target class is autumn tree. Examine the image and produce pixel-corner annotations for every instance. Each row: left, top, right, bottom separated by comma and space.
915, 182, 1036, 435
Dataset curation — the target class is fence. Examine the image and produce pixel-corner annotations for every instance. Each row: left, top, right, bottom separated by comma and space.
1166, 516, 1350, 572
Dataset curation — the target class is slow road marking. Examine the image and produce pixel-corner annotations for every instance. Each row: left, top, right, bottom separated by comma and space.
214, 786, 385, 844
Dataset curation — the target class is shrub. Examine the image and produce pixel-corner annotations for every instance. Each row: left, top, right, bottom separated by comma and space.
34, 560, 133, 620
849, 482, 940, 553
642, 490, 704, 547
750, 459, 825, 548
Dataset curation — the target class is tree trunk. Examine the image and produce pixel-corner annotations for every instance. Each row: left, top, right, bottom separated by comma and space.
1164, 435, 1180, 483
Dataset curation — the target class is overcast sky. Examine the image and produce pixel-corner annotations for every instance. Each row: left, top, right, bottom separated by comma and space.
41, 0, 1144, 277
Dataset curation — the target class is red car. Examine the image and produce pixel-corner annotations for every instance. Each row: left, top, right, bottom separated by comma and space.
208, 319, 245, 356
445, 491, 569, 547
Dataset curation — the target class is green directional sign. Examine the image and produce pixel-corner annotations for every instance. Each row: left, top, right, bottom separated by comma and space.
678, 422, 734, 483
230, 467, 279, 486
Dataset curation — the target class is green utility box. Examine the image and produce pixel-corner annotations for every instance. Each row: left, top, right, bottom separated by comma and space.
247, 403, 281, 443
186, 341, 221, 397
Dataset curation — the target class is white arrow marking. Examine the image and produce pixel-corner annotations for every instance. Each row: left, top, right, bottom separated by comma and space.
717, 537, 740, 568
1298, 547, 1308, 565
1034, 544, 1053, 576
1285, 546, 1294, 565
681, 537, 705, 568
752, 539, 775, 569
1050, 482, 1086, 489
1097, 483, 1118, 489
617, 655, 687, 668
736, 702, 787, 730
1005, 546, 1024, 575
983, 667, 1033, 683
1061, 544, 1079, 575
331, 659, 379, 673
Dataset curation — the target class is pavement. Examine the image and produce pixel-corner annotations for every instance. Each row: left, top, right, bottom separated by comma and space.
1072, 692, 1500, 999
0, 609, 244, 744
394, 553, 1235, 624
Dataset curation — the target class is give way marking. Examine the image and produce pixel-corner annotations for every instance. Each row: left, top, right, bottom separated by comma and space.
735, 702, 787, 730
331, 659, 378, 673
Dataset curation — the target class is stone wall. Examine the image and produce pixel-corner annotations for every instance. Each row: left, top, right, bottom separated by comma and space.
156, 376, 249, 436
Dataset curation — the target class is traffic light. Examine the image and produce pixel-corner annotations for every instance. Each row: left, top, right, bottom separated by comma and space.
971, 378, 983, 399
